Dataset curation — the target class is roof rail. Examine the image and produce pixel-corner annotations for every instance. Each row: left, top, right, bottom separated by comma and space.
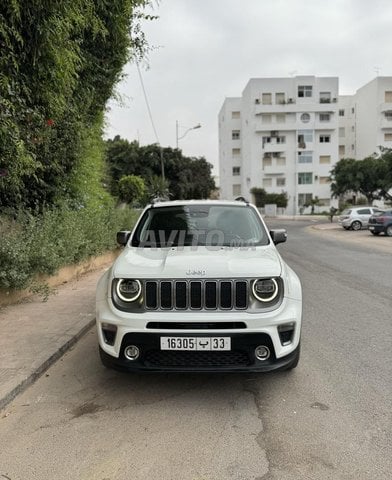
234, 196, 249, 204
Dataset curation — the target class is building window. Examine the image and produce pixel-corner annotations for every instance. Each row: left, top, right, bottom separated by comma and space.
385, 112, 392, 121
276, 113, 286, 123
298, 130, 313, 147
319, 113, 330, 122
232, 111, 240, 119
351, 144, 355, 151
262, 114, 272, 124
339, 127, 345, 137
320, 155, 331, 164
339, 109, 345, 116
232, 167, 241, 176
351, 107, 355, 114
262, 93, 272, 105
298, 151, 312, 163
300, 113, 311, 123
319, 176, 330, 184
319, 135, 331, 143
276, 157, 286, 166
262, 136, 271, 147
276, 136, 286, 144
298, 193, 313, 206
263, 157, 272, 167
384, 133, 392, 141
232, 148, 241, 156
232, 130, 240, 140
385, 91, 392, 103
351, 126, 355, 132
339, 145, 345, 156
319, 92, 331, 103
298, 172, 313, 184
275, 92, 285, 104
276, 177, 286, 187
298, 85, 313, 98
263, 178, 272, 187
232, 184, 241, 196
255, 98, 260, 104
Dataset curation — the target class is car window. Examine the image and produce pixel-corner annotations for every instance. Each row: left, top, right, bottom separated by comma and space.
357, 208, 371, 215
341, 209, 352, 215
132, 205, 269, 247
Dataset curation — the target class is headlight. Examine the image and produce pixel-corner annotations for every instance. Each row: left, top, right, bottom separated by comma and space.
116, 279, 141, 302
252, 278, 278, 302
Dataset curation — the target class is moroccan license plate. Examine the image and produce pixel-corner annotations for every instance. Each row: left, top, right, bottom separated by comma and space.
160, 337, 231, 351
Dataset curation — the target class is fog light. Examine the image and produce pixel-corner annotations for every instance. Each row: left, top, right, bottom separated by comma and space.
124, 345, 140, 361
255, 345, 270, 361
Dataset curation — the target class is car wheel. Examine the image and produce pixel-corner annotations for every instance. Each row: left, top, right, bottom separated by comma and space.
386, 225, 392, 237
371, 231, 380, 236
351, 221, 362, 231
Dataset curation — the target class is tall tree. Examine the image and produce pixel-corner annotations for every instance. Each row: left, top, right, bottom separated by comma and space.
105, 137, 216, 201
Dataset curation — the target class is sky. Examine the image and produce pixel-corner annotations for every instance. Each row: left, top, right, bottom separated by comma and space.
105, 0, 392, 176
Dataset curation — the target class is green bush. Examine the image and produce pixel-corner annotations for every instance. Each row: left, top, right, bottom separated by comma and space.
0, 206, 139, 291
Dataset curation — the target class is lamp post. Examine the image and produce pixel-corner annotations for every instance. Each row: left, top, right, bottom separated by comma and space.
176, 121, 201, 148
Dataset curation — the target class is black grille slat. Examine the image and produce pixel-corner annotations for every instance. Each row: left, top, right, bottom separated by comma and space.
145, 280, 249, 310
160, 282, 172, 309
220, 282, 232, 309
145, 281, 158, 309
205, 281, 217, 309
144, 350, 250, 367
175, 281, 187, 309
190, 282, 202, 309
235, 281, 248, 309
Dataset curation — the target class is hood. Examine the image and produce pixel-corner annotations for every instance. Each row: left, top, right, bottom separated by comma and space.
112, 246, 282, 279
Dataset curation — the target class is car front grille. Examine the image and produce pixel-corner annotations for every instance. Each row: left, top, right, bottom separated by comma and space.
144, 350, 250, 368
144, 280, 248, 311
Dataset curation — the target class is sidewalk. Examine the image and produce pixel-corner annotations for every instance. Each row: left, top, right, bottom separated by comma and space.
0, 266, 109, 411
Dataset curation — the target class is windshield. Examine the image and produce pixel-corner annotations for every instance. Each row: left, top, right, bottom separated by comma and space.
341, 209, 352, 215
131, 204, 269, 248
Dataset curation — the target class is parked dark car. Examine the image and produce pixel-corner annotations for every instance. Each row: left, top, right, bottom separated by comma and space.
368, 210, 392, 236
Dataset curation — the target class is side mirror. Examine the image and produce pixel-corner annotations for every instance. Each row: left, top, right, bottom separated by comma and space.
117, 230, 131, 246
270, 229, 287, 245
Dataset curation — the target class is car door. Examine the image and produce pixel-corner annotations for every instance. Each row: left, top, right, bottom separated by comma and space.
357, 208, 372, 227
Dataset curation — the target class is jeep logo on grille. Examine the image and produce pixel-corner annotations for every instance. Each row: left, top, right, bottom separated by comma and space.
186, 269, 206, 276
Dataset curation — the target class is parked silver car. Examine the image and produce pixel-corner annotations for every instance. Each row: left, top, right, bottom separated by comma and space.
338, 206, 385, 230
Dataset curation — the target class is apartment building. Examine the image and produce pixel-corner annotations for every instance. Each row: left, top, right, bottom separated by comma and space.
219, 76, 339, 214
338, 77, 392, 160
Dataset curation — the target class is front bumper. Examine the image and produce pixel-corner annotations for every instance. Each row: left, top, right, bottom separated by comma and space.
99, 332, 300, 373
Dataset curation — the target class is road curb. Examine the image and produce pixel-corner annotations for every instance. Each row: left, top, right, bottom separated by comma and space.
0, 318, 95, 412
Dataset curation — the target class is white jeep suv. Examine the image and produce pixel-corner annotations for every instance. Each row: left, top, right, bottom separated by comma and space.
96, 199, 302, 372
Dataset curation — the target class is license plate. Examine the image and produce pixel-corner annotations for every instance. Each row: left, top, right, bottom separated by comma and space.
369, 226, 374, 230
160, 337, 231, 351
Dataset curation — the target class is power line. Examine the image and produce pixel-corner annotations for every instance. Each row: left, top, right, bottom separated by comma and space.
135, 60, 165, 180
135, 60, 160, 145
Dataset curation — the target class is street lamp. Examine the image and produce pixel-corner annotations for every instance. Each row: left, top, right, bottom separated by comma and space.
176, 121, 201, 148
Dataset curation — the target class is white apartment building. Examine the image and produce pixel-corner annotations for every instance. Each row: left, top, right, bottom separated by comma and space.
219, 76, 339, 214
338, 77, 392, 160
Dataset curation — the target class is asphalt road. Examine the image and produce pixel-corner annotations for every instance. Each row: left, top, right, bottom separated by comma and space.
0, 221, 391, 480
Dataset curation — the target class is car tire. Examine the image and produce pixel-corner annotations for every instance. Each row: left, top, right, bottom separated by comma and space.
284, 343, 300, 370
386, 225, 392, 237
371, 231, 380, 236
351, 220, 362, 231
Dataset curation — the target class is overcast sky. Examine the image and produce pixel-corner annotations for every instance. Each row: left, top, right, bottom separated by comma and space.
105, 0, 392, 175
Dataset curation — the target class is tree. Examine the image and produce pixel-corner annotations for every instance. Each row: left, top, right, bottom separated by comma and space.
330, 152, 392, 204
118, 175, 145, 204
105, 137, 216, 200
0, 1, 153, 212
